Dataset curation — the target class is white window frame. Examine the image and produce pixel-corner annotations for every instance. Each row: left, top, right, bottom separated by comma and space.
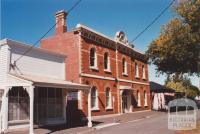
144, 91, 148, 107
90, 48, 98, 70
135, 63, 139, 78
122, 58, 128, 76
137, 91, 141, 107
142, 65, 146, 79
91, 87, 99, 110
105, 88, 112, 109
104, 52, 111, 72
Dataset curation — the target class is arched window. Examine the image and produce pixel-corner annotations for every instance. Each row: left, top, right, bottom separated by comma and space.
91, 87, 98, 109
144, 91, 148, 106
137, 90, 141, 107
105, 88, 112, 108
90, 48, 97, 67
122, 58, 127, 75
104, 52, 110, 71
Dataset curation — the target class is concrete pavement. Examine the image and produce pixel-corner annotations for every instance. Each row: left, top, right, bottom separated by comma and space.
5, 110, 200, 134
85, 110, 200, 134
5, 110, 156, 134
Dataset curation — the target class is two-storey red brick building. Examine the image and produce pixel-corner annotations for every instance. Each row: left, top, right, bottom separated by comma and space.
41, 10, 151, 118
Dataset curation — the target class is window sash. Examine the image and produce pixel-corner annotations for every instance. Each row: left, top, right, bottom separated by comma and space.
90, 49, 96, 67
142, 65, 146, 79
104, 55, 108, 69
106, 90, 111, 107
122, 59, 127, 74
137, 92, 141, 107
135, 63, 139, 77
91, 89, 98, 108
144, 92, 148, 106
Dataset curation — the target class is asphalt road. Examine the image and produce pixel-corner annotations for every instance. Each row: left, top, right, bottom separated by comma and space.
85, 110, 200, 134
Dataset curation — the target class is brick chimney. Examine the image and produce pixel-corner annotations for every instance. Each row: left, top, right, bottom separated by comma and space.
55, 10, 68, 35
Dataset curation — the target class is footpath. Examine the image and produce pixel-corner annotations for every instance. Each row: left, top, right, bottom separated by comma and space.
6, 110, 161, 134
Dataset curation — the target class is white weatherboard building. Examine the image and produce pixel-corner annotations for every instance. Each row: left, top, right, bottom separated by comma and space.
0, 39, 92, 134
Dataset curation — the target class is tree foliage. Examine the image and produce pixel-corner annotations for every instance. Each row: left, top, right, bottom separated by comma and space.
165, 74, 200, 98
146, 0, 200, 76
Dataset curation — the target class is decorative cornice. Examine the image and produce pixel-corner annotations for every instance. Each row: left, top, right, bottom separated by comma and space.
76, 24, 147, 62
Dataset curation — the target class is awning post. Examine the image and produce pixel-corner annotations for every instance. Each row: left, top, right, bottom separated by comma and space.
87, 88, 92, 127
28, 86, 34, 134
2, 87, 9, 132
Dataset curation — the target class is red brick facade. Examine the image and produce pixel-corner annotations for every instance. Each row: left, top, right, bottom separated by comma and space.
41, 11, 151, 117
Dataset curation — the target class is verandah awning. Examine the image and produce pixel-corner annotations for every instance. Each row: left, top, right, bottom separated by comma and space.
6, 73, 90, 90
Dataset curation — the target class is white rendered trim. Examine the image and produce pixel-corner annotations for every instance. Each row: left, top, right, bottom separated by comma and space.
80, 73, 149, 85
118, 78, 149, 85
81, 73, 115, 81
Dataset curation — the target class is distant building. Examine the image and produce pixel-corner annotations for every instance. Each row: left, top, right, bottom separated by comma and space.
41, 10, 151, 118
150, 81, 175, 110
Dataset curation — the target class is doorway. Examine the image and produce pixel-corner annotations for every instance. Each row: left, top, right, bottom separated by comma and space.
122, 91, 128, 113
66, 91, 82, 126
121, 90, 132, 113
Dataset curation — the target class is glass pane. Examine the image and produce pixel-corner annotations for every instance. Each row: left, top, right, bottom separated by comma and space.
38, 87, 47, 98
104, 53, 108, 69
56, 89, 62, 98
48, 88, 55, 98
90, 48, 95, 66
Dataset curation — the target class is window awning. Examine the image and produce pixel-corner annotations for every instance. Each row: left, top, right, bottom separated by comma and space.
7, 74, 90, 90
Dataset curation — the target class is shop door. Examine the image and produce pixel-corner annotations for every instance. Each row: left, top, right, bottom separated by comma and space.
66, 92, 82, 126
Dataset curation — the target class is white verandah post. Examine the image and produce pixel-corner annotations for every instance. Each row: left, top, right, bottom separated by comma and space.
87, 88, 92, 127
2, 87, 9, 132
28, 86, 34, 134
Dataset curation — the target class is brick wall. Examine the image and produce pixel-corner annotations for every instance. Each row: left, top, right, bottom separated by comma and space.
41, 32, 80, 83
41, 29, 151, 117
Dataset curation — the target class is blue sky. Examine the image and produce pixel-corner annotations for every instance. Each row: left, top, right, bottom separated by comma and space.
1, 0, 199, 87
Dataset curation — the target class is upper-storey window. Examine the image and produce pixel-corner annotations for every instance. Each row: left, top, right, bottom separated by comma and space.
104, 52, 111, 72
90, 48, 97, 69
122, 58, 127, 75
135, 63, 139, 78
142, 65, 146, 79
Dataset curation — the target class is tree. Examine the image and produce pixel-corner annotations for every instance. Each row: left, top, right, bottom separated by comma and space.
165, 75, 200, 99
146, 0, 200, 76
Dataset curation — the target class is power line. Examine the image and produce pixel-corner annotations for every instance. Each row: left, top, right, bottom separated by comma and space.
15, 0, 82, 63
130, 0, 176, 43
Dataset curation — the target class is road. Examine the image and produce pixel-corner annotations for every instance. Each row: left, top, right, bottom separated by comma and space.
85, 110, 200, 134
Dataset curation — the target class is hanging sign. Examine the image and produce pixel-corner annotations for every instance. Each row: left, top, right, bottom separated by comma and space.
67, 92, 78, 100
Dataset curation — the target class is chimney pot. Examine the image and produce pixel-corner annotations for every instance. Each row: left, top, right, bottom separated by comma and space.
55, 10, 68, 35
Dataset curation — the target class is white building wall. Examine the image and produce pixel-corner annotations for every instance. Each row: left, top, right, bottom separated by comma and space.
0, 43, 10, 86
0, 39, 66, 81
9, 43, 65, 80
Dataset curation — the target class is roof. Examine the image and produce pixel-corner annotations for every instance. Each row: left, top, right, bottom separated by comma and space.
150, 81, 175, 93
9, 74, 90, 90
0, 38, 67, 58
75, 24, 144, 55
